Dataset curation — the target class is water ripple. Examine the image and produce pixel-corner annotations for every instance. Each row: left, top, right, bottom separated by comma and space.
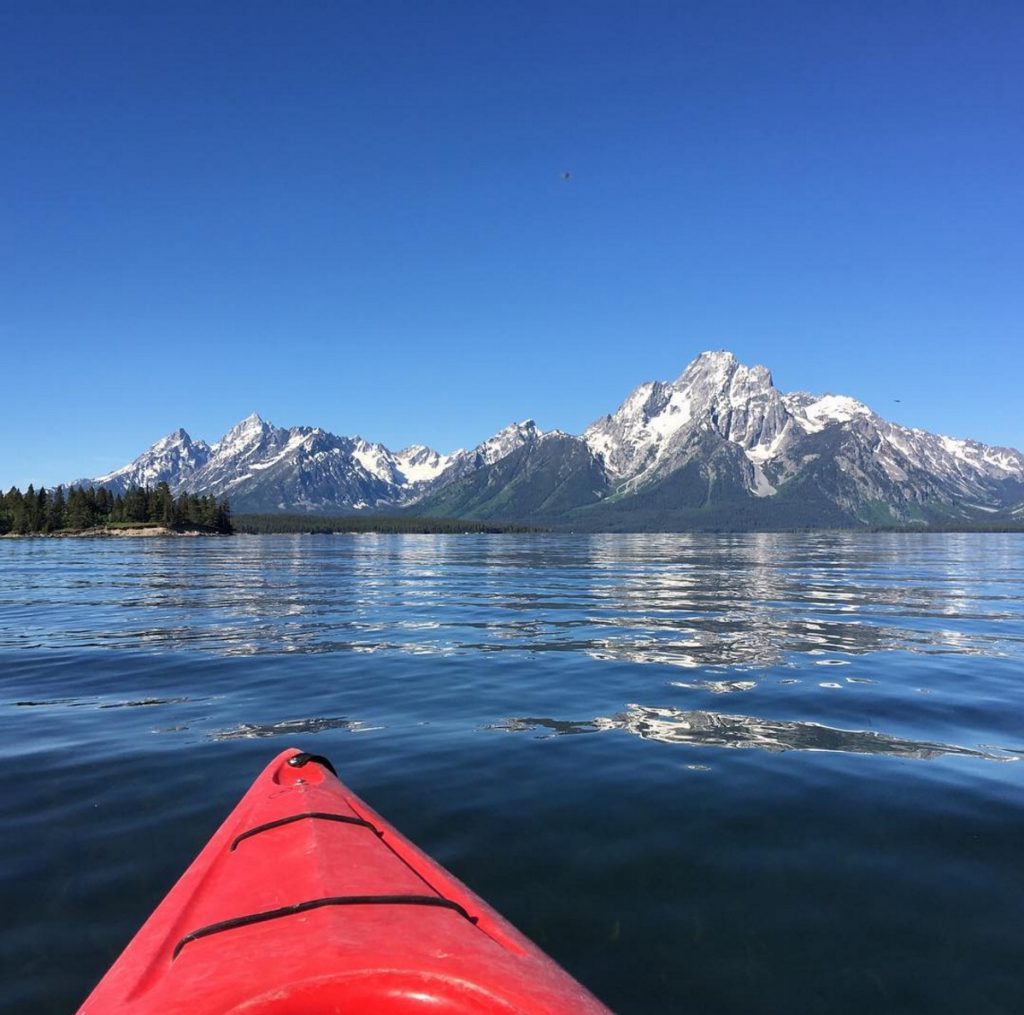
209, 716, 384, 740
489, 705, 1018, 762
1, 534, 1022, 666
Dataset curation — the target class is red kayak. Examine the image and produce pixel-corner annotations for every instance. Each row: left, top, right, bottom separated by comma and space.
78, 748, 611, 1013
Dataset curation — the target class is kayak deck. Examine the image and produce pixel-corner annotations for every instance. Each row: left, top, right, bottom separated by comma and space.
78, 749, 611, 1013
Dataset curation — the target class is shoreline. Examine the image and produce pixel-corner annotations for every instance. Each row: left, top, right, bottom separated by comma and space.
3, 526, 1022, 539
0, 526, 225, 539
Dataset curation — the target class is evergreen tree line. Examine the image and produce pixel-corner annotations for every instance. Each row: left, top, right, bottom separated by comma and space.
233, 513, 539, 535
0, 483, 232, 535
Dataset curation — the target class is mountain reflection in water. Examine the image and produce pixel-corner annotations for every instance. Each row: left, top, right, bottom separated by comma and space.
491, 705, 1017, 762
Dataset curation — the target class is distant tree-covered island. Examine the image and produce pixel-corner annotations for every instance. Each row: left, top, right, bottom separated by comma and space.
0, 483, 233, 536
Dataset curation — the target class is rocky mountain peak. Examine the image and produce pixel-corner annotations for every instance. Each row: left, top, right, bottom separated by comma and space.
585, 351, 784, 480
675, 350, 774, 404
474, 420, 543, 465
89, 425, 213, 494
675, 349, 737, 384
151, 427, 195, 451
220, 412, 270, 440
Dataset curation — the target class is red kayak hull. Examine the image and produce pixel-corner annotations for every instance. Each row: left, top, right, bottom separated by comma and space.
78, 749, 611, 1013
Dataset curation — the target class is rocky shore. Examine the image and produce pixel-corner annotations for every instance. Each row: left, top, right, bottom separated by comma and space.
1, 526, 225, 539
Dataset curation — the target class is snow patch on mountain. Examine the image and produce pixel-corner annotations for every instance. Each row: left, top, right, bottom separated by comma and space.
750, 463, 777, 497
352, 439, 402, 485
249, 431, 315, 472
795, 394, 874, 430
395, 445, 457, 485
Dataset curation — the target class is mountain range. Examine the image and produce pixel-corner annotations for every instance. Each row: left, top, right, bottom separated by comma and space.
79, 351, 1024, 530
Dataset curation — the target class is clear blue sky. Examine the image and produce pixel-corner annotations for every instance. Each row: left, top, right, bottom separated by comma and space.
3, 1, 1022, 488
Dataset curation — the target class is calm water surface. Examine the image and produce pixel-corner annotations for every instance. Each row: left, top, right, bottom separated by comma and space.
1, 533, 1023, 1013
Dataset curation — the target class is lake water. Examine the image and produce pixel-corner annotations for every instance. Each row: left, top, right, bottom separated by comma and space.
2, 533, 1023, 1013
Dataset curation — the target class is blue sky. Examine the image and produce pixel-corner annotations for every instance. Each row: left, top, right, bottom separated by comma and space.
3, 1, 1022, 488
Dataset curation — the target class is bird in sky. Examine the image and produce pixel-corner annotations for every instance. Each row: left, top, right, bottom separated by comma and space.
560, 171, 571, 182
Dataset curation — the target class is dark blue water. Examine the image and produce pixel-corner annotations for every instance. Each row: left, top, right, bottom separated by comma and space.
2, 534, 1023, 1013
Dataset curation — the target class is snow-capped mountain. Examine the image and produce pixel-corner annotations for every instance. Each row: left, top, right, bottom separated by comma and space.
77, 352, 1024, 528
580, 351, 1024, 524
427, 420, 549, 488
153, 413, 462, 512
86, 428, 212, 495
584, 352, 790, 491
393, 445, 454, 484
77, 412, 556, 514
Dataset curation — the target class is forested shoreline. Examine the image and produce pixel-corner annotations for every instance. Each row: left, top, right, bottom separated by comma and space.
0, 483, 232, 535
4, 486, 1020, 537
0, 487, 533, 537
232, 514, 540, 534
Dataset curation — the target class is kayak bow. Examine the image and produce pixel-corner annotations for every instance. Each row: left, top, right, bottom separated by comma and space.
78, 748, 611, 1013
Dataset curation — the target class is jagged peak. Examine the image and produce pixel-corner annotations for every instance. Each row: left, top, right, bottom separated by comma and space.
240, 411, 268, 427
471, 419, 544, 466
151, 427, 193, 450
502, 418, 540, 434
396, 443, 449, 465
225, 411, 266, 430
782, 390, 816, 409
476, 419, 542, 445
219, 412, 273, 441
675, 349, 736, 382
688, 348, 737, 366
675, 350, 774, 394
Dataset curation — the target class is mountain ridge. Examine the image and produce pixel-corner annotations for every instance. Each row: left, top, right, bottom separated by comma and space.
76, 351, 1024, 529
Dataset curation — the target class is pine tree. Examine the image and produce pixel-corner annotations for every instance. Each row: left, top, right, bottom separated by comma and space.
155, 482, 174, 527
84, 487, 99, 525
66, 487, 90, 529
37, 487, 51, 533
24, 485, 39, 533
47, 487, 66, 531
9, 487, 28, 534
215, 497, 232, 533
124, 487, 147, 522
0, 488, 12, 535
